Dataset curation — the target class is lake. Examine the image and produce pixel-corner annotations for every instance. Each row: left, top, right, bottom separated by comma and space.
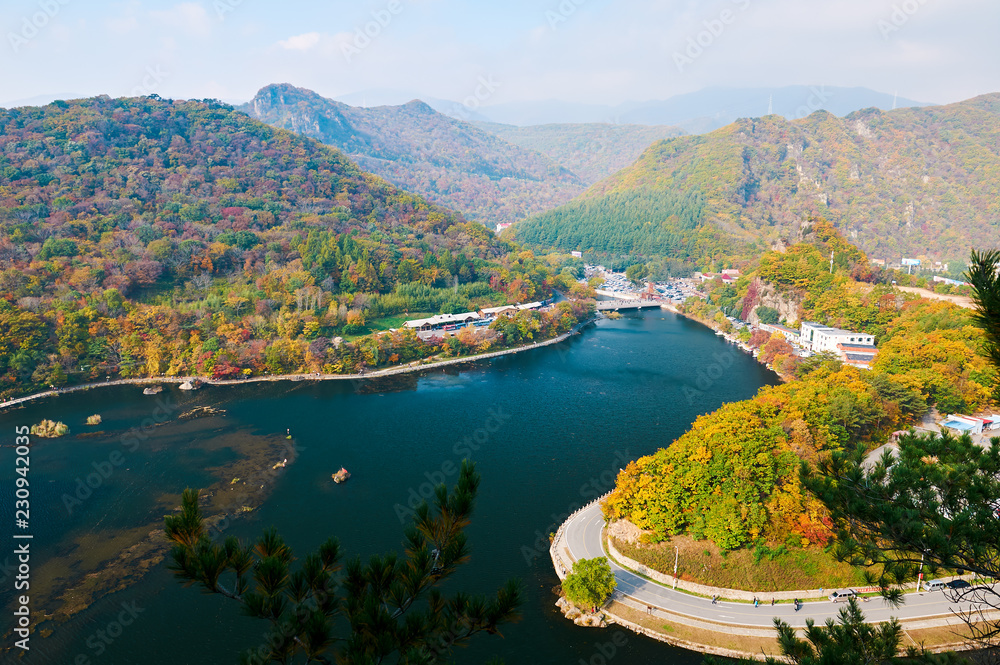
0, 309, 779, 664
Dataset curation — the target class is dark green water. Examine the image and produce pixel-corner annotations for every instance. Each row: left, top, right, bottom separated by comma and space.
1, 310, 778, 664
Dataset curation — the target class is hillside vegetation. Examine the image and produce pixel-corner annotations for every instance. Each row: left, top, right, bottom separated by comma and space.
0, 95, 584, 400
604, 225, 996, 551
241, 84, 585, 227
516, 94, 1000, 266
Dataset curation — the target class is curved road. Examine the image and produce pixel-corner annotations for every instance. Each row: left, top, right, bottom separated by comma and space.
564, 502, 983, 628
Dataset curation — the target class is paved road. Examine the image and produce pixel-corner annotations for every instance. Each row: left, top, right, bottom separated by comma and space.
563, 502, 982, 628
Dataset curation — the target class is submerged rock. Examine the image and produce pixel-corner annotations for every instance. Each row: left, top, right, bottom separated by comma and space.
179, 406, 226, 419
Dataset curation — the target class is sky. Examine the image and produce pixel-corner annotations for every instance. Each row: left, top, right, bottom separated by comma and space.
1, 0, 997, 109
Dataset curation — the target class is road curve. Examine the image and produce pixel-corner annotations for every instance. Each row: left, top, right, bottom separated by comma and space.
563, 501, 980, 628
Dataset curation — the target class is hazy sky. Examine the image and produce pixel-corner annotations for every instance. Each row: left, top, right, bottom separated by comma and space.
1, 0, 997, 108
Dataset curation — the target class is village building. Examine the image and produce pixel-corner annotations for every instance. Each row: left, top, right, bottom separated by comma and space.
403, 312, 481, 331
759, 322, 801, 345
799, 322, 875, 353
835, 343, 879, 369
403, 303, 544, 334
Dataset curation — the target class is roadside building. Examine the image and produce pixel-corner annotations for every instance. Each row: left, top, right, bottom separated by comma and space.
403, 311, 481, 331
932, 275, 967, 287
799, 322, 875, 353
759, 323, 801, 345
480, 305, 517, 318
941, 415, 984, 435
835, 343, 879, 369
405, 303, 543, 333
693, 272, 737, 284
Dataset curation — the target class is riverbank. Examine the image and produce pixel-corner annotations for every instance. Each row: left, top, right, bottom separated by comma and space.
0, 317, 597, 411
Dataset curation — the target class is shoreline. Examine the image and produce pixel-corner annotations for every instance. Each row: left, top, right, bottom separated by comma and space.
672, 305, 793, 384
0, 317, 598, 411
551, 498, 981, 658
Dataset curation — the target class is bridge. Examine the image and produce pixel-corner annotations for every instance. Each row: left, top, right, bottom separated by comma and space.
595, 298, 667, 311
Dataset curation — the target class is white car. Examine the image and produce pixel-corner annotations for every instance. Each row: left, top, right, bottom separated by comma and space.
829, 589, 857, 602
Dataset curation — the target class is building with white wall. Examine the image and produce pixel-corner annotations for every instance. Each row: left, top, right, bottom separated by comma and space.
759, 323, 801, 345
799, 322, 875, 354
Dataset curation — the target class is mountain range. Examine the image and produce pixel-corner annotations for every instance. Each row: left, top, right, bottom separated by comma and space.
240, 84, 587, 227
241, 83, 691, 228
333, 85, 930, 134
513, 93, 1000, 265
6, 86, 994, 268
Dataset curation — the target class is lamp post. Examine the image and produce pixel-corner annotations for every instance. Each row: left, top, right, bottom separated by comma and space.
673, 546, 679, 590
916, 552, 924, 591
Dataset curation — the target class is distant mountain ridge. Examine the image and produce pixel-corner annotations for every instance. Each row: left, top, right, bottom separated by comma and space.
241, 84, 586, 227
513, 93, 1000, 265
474, 122, 683, 183
336, 85, 930, 133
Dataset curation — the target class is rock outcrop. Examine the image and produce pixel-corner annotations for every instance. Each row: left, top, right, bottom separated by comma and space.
556, 597, 608, 628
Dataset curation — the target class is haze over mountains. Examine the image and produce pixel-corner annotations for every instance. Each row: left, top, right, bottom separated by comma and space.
333, 85, 930, 134
475, 122, 683, 183
514, 93, 1000, 264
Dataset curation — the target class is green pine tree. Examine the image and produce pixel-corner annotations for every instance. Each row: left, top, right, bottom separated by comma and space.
164, 460, 521, 664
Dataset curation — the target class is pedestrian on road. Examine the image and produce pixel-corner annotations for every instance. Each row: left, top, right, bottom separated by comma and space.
711, 595, 717, 605
753, 597, 758, 608
771, 598, 775, 606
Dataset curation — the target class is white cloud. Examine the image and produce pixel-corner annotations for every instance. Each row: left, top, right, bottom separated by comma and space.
277, 32, 322, 51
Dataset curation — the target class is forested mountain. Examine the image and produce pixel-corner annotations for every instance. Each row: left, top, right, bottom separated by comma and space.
474, 122, 682, 182
0, 95, 566, 399
514, 93, 1000, 267
240, 84, 585, 227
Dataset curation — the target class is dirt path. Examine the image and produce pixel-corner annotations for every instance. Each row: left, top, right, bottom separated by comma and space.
895, 286, 974, 309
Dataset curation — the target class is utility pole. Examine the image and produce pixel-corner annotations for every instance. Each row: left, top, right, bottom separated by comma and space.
673, 546, 679, 589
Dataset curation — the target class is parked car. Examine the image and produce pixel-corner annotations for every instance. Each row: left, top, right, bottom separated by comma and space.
829, 589, 857, 602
